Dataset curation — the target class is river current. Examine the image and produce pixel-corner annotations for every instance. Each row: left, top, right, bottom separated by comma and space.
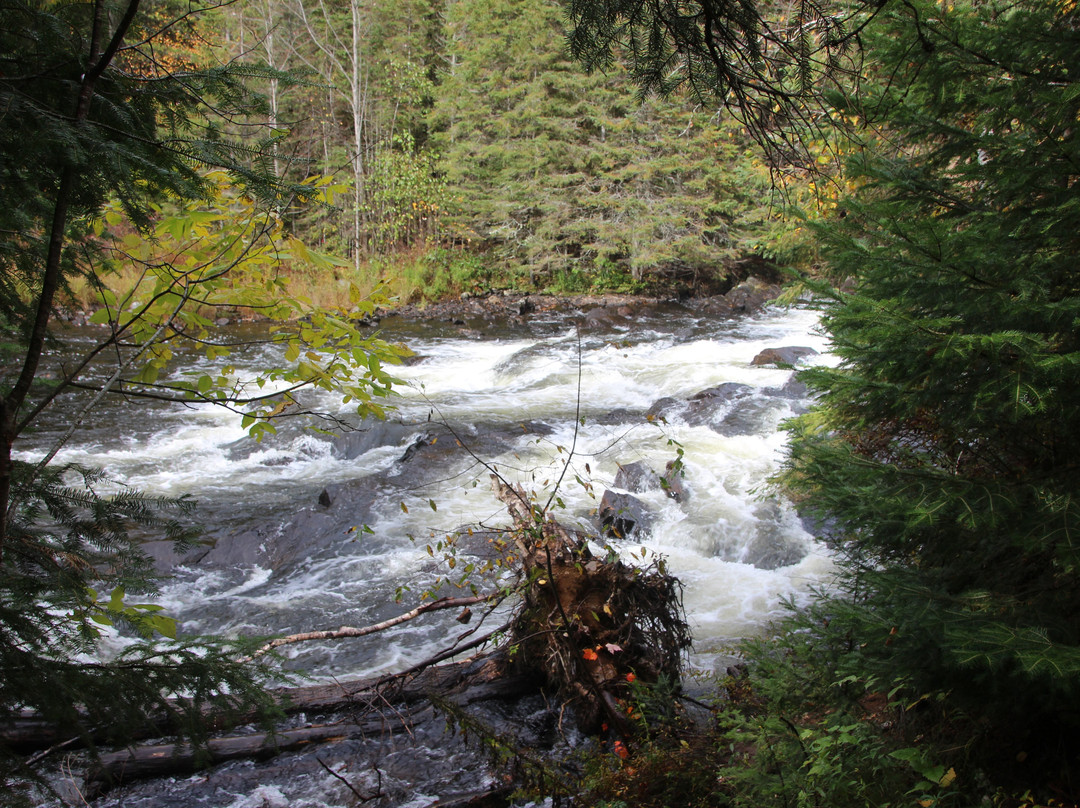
25, 301, 833, 681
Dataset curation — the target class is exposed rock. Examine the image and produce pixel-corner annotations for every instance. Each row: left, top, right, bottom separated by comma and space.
683, 275, 783, 317
329, 422, 416, 460
596, 407, 639, 424
688, 382, 754, 403
198, 482, 381, 572
613, 460, 662, 494
740, 501, 809, 570
767, 375, 810, 399
661, 460, 688, 503
613, 460, 686, 503
724, 277, 784, 313
597, 490, 652, 539
684, 383, 754, 427
581, 306, 626, 330
751, 346, 819, 366
140, 540, 210, 574
707, 397, 782, 436
398, 431, 434, 464
645, 396, 682, 421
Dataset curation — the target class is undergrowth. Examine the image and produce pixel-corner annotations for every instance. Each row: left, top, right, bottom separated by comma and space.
561, 600, 1079, 808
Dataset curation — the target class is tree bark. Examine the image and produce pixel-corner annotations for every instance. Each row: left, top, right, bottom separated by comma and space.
80, 660, 537, 794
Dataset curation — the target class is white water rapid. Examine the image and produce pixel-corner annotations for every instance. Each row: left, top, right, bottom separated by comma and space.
25, 303, 834, 679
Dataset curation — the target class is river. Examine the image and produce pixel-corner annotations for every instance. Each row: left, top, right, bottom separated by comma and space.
27, 299, 835, 806
25, 300, 834, 681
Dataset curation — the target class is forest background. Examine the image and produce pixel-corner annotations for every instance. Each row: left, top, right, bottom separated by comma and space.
69, 0, 804, 310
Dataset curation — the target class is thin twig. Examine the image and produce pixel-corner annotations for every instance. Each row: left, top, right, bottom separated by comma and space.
316, 756, 381, 803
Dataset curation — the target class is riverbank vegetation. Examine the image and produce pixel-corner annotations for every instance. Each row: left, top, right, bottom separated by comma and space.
48, 0, 806, 315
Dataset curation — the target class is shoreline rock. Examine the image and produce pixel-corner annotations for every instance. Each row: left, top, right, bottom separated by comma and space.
53, 276, 786, 329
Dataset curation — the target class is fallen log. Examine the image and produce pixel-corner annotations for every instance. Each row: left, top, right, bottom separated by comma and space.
87, 721, 387, 788
83, 661, 539, 795
250, 594, 494, 658
3, 608, 507, 755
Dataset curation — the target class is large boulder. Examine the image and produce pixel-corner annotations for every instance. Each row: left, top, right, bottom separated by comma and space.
613, 460, 662, 493
580, 306, 627, 330
751, 346, 818, 366
644, 396, 682, 421
329, 422, 415, 460
597, 490, 652, 539
740, 502, 809, 570
661, 459, 688, 503
724, 278, 783, 313
612, 460, 687, 504
684, 383, 754, 426
140, 540, 210, 574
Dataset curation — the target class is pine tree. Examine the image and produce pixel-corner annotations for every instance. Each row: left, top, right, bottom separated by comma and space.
432, 0, 779, 292
568, 0, 1080, 794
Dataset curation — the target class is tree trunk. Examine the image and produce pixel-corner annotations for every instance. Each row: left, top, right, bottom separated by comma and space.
351, 0, 367, 270
78, 660, 537, 795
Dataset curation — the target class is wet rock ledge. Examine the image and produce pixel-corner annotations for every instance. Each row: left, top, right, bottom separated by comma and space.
373, 276, 783, 326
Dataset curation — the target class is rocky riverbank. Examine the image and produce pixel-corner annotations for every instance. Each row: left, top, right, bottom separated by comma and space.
373, 277, 783, 326
54, 276, 784, 329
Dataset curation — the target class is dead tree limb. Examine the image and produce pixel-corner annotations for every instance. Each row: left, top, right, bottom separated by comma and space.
251, 595, 493, 658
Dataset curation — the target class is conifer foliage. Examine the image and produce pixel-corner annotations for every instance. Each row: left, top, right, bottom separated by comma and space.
0, 0, 318, 798
786, 0, 1080, 733
432, 0, 778, 292
571, 0, 1080, 797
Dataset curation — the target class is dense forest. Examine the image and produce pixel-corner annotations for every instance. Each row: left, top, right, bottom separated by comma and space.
105, 0, 793, 301
1, 0, 1079, 805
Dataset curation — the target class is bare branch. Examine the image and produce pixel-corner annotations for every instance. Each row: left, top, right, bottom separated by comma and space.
251, 595, 494, 658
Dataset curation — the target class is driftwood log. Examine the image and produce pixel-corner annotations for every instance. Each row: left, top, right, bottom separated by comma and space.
251, 594, 492, 657
83, 657, 537, 795
2, 603, 506, 756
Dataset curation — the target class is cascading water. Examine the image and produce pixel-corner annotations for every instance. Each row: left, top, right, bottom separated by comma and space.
22, 302, 833, 682
24, 301, 841, 806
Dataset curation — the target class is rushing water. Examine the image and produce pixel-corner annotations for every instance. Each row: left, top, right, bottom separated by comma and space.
23, 302, 833, 680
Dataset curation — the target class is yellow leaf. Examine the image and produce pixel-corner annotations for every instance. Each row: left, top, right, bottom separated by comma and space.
938, 768, 956, 787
